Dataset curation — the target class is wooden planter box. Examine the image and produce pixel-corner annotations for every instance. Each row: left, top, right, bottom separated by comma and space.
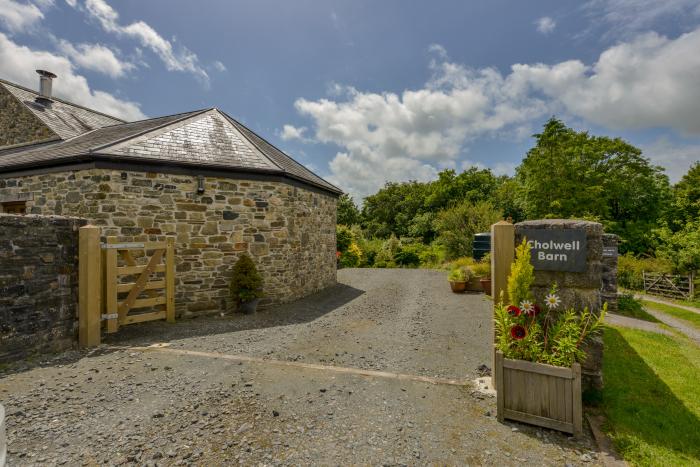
495, 351, 582, 435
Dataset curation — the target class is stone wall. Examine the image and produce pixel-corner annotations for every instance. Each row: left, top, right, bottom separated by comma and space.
0, 169, 337, 317
601, 234, 619, 314
0, 214, 86, 363
0, 85, 54, 147
515, 219, 605, 390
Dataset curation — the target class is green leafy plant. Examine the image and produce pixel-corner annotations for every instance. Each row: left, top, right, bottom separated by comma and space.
230, 254, 264, 302
394, 244, 421, 267
448, 267, 467, 282
617, 253, 672, 290
471, 259, 490, 278
495, 241, 606, 367
340, 242, 363, 268
336, 225, 353, 253
507, 239, 535, 307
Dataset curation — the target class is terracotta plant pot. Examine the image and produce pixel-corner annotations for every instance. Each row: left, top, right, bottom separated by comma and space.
466, 276, 483, 292
449, 281, 467, 293
480, 278, 492, 296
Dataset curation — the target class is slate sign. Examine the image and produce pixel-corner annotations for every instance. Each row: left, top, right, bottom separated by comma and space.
519, 229, 587, 272
603, 246, 618, 258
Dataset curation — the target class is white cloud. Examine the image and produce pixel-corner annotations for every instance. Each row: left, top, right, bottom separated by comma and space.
0, 0, 44, 31
427, 43, 448, 59
292, 54, 546, 199
0, 32, 145, 120
583, 0, 700, 38
535, 16, 556, 34
280, 124, 308, 141
72, 0, 209, 83
58, 40, 134, 78
642, 138, 700, 183
290, 28, 700, 199
514, 29, 700, 134
212, 60, 226, 72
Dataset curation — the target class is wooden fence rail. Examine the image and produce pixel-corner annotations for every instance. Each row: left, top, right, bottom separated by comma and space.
643, 271, 695, 300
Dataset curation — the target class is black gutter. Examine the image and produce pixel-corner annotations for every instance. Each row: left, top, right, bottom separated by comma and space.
0, 154, 342, 197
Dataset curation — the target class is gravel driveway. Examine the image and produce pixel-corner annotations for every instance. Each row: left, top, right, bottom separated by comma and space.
1, 268, 600, 465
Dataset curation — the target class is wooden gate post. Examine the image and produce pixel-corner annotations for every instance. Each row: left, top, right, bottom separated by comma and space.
491, 220, 514, 386
165, 237, 176, 323
491, 220, 515, 304
79, 225, 101, 347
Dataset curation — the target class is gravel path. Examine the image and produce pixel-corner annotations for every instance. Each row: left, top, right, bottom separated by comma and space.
1, 268, 601, 465
643, 307, 700, 345
605, 313, 673, 336
634, 294, 700, 315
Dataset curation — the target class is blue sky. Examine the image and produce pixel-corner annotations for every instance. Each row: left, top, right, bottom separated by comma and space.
1, 0, 699, 200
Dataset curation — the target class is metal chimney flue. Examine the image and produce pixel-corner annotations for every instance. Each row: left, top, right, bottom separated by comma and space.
36, 69, 57, 100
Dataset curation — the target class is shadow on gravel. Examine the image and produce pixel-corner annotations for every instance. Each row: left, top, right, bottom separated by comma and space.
102, 282, 365, 347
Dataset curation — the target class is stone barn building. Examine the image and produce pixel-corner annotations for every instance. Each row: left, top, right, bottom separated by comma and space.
0, 72, 340, 317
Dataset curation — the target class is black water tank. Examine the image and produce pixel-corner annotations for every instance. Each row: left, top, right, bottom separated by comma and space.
473, 232, 491, 260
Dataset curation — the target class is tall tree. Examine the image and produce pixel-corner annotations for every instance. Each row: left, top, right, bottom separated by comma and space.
669, 162, 700, 229
337, 193, 361, 226
516, 118, 670, 254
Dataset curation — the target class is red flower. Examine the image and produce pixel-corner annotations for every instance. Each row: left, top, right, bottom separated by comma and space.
510, 325, 527, 340
336, 251, 342, 259
507, 305, 521, 317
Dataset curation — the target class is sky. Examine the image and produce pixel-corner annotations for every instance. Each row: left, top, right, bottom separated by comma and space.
1, 0, 699, 201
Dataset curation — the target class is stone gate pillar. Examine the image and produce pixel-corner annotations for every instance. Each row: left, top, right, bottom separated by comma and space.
514, 219, 610, 390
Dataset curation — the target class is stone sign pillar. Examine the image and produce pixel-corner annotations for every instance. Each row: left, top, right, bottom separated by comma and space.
514, 219, 610, 390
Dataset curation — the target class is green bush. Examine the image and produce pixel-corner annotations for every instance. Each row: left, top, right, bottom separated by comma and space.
230, 254, 264, 302
357, 238, 382, 266
336, 225, 353, 252
418, 242, 446, 267
394, 244, 422, 267
433, 200, 502, 260
443, 256, 476, 271
617, 294, 660, 322
618, 254, 673, 290
339, 242, 362, 268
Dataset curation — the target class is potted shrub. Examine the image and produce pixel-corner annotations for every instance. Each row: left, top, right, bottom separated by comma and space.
494, 240, 605, 435
478, 253, 492, 295
230, 254, 264, 314
467, 261, 489, 293
448, 266, 469, 293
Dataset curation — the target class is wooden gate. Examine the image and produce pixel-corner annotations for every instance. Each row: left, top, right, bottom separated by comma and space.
643, 271, 695, 300
78, 226, 175, 347
103, 236, 175, 333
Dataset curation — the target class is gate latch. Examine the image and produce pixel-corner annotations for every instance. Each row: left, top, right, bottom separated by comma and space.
101, 313, 118, 320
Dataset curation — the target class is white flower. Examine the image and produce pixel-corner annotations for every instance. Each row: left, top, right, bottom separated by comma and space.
520, 300, 534, 314
545, 293, 561, 309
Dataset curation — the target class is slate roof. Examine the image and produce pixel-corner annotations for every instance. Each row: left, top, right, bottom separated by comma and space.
0, 79, 125, 140
0, 104, 342, 194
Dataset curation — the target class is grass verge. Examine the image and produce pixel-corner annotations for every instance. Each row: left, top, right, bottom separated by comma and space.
602, 325, 700, 465
642, 300, 700, 330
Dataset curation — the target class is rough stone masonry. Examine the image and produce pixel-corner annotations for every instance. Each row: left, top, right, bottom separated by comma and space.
515, 219, 614, 391
0, 169, 337, 318
0, 214, 86, 362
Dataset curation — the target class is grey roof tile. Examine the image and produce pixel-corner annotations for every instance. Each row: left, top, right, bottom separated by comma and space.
224, 113, 342, 193
0, 79, 125, 140
105, 111, 280, 171
0, 105, 341, 194
0, 110, 205, 167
